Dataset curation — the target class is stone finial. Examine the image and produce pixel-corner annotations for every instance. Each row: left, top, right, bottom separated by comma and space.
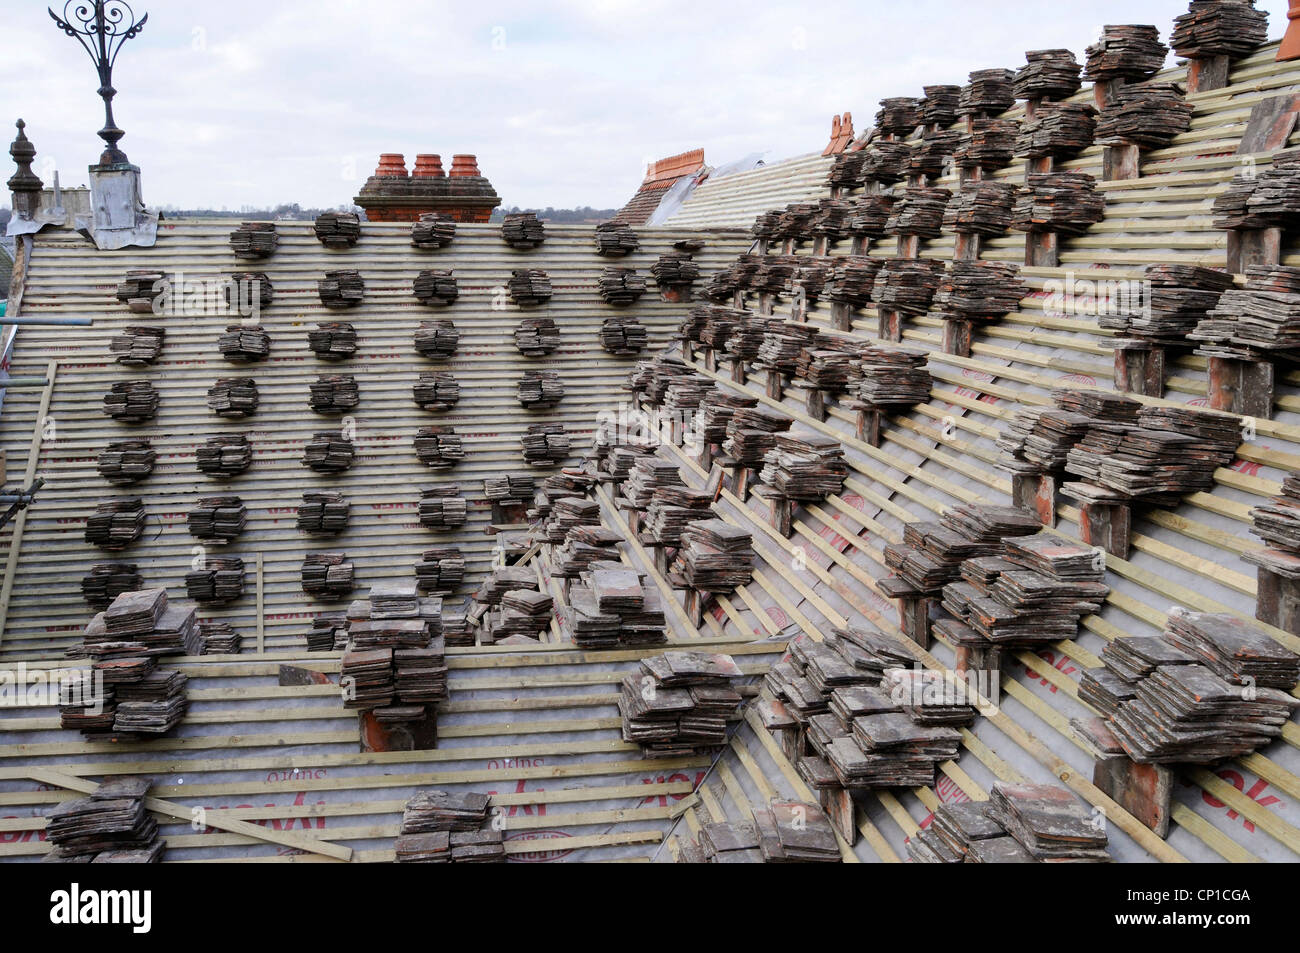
8, 119, 42, 192
8, 119, 44, 218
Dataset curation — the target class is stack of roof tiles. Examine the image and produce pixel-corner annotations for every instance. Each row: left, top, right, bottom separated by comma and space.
875, 97, 923, 137
1100, 263, 1234, 341
97, 439, 155, 486
419, 486, 468, 529
340, 583, 447, 723
1063, 404, 1241, 505
1013, 48, 1083, 100
1084, 25, 1168, 82
885, 187, 951, 238
954, 119, 1019, 172
501, 212, 545, 248
943, 180, 1017, 236
318, 270, 365, 309
1001, 387, 1140, 479
759, 431, 848, 501
826, 256, 884, 306
307, 321, 357, 360
1088, 611, 1299, 764
566, 565, 667, 648
200, 621, 241, 655
1012, 173, 1106, 235
217, 324, 270, 362
594, 221, 639, 256
600, 315, 648, 355
1170, 0, 1268, 58
1015, 102, 1098, 158
675, 519, 755, 593
619, 651, 744, 755
552, 524, 623, 577
85, 497, 147, 549
515, 316, 560, 354
1192, 264, 1300, 358
909, 130, 961, 180
938, 532, 1108, 651
909, 782, 1110, 862
81, 563, 142, 611
207, 377, 258, 417
723, 403, 793, 468
415, 547, 466, 595
308, 374, 360, 414
958, 68, 1016, 116
651, 252, 701, 290
412, 269, 459, 306
859, 141, 912, 185
226, 271, 273, 311
921, 85, 961, 126
414, 426, 465, 468
62, 588, 196, 737
855, 343, 932, 408
597, 266, 647, 305
410, 213, 456, 249
297, 491, 349, 535
306, 611, 347, 651
103, 380, 158, 423
1245, 474, 1300, 586
765, 631, 969, 790
229, 222, 278, 258
413, 371, 461, 411
937, 260, 1026, 322
186, 495, 246, 541
871, 257, 946, 315
44, 777, 164, 864
115, 270, 163, 311
110, 326, 164, 365
393, 791, 504, 863
522, 423, 570, 466
302, 430, 355, 472
1095, 82, 1193, 149
684, 799, 841, 863
883, 502, 1043, 599
301, 552, 355, 600
414, 319, 460, 359
184, 556, 245, 605
313, 211, 361, 248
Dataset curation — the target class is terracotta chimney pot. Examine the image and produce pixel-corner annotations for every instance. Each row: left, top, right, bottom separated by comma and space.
449, 154, 481, 177
376, 153, 408, 177
413, 154, 446, 177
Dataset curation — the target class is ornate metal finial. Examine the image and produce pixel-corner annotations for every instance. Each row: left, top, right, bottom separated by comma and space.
48, 1, 148, 167
8, 119, 44, 217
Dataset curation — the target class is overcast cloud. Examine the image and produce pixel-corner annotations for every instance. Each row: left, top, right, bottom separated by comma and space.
1, 0, 1290, 211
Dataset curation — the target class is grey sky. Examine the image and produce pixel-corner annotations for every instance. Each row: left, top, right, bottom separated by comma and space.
2, 0, 1290, 211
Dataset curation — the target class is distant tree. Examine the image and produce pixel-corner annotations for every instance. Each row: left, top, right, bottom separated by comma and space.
489, 205, 618, 224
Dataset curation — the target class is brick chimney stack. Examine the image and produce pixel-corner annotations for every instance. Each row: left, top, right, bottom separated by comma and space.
355, 151, 500, 223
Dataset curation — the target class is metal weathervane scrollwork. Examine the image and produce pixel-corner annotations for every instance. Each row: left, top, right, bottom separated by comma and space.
48, 1, 148, 166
